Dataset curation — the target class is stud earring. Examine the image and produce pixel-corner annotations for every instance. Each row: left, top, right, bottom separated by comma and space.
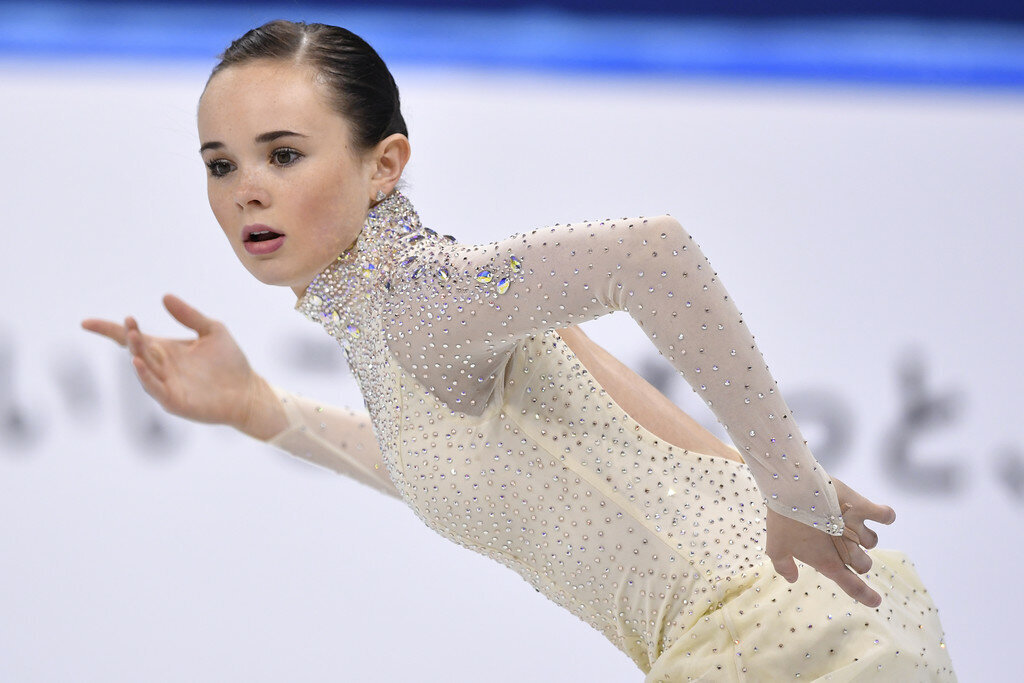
375, 189, 387, 201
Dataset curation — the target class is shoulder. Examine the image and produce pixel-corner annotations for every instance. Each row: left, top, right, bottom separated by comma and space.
454, 214, 684, 253
522, 214, 685, 242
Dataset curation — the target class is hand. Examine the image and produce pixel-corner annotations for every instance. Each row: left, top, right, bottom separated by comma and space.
81, 294, 278, 436
765, 477, 896, 608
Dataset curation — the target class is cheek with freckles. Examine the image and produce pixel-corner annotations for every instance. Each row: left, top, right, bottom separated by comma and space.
206, 185, 235, 242
301, 180, 368, 250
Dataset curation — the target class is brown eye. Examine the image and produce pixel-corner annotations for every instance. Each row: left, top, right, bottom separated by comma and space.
271, 148, 301, 166
206, 160, 234, 177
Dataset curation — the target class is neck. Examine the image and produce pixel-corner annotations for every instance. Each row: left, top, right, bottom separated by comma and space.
292, 191, 431, 332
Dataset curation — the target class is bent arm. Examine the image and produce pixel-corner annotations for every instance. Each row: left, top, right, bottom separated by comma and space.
264, 385, 400, 500
430, 215, 844, 534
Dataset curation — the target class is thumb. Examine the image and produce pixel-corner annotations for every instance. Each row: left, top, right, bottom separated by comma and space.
163, 294, 214, 336
772, 555, 800, 583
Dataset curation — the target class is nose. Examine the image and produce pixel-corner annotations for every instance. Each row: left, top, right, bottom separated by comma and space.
234, 168, 270, 209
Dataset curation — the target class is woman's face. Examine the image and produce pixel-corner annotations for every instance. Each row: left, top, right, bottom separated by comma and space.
197, 60, 375, 295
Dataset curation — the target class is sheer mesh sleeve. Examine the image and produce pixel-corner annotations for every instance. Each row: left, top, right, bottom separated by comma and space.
265, 385, 399, 500
388, 215, 844, 534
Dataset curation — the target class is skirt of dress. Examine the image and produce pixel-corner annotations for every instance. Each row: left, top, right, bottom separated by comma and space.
644, 548, 956, 682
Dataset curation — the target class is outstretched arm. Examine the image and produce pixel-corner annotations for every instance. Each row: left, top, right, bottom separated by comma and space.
82, 294, 397, 498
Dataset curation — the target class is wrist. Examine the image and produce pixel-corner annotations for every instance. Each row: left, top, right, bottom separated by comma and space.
235, 374, 289, 441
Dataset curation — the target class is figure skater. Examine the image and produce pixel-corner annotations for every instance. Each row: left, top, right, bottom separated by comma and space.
83, 20, 955, 681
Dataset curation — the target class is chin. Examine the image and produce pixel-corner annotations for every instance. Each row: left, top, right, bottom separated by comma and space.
243, 262, 305, 289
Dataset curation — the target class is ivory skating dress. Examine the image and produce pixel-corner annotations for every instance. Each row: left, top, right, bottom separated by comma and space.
267, 192, 955, 681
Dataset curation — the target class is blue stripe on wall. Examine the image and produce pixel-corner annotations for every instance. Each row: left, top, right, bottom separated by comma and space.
2, 2, 1024, 89
33, 0, 1024, 24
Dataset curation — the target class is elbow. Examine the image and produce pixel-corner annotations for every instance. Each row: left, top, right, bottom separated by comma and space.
647, 214, 685, 239
631, 214, 690, 250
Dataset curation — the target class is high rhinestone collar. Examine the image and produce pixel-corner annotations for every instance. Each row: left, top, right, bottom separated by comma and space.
294, 190, 450, 333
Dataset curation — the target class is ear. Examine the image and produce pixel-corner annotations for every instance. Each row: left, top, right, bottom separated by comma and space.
369, 133, 411, 199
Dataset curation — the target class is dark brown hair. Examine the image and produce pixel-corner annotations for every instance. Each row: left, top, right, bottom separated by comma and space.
209, 20, 408, 150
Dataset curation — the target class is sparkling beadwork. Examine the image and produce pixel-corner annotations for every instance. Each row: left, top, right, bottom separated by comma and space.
281, 192, 952, 681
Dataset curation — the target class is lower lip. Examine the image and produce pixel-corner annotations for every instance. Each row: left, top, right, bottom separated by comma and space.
244, 236, 285, 255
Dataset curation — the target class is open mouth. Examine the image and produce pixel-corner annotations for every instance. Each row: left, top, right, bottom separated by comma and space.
246, 230, 283, 243
242, 226, 286, 255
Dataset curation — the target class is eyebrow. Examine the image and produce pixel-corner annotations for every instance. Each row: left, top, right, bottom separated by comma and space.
199, 130, 307, 154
